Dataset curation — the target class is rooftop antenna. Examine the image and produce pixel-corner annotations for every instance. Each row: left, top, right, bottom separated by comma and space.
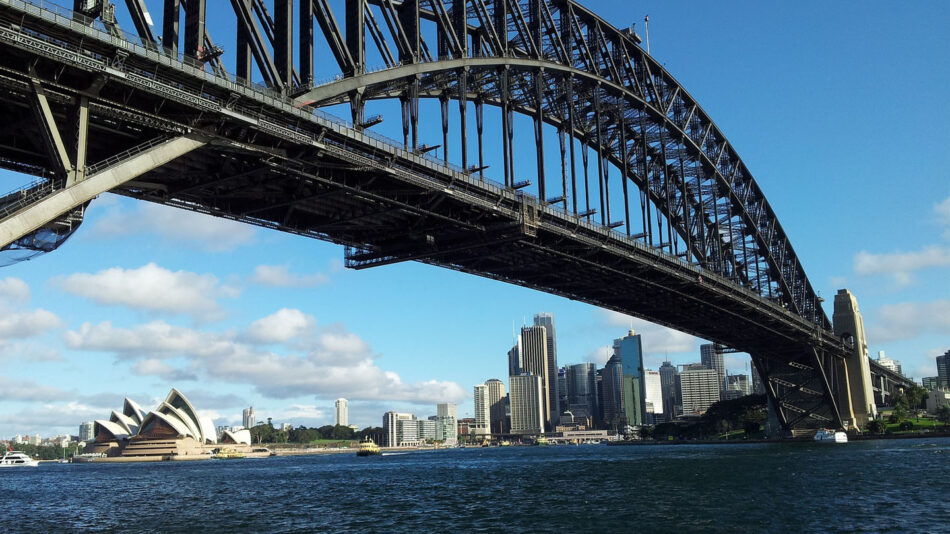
644, 15, 651, 55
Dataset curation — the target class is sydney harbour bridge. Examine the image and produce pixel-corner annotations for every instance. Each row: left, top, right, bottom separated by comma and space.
0, 0, 912, 433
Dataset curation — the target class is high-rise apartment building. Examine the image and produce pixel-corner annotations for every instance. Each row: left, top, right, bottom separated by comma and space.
643, 370, 663, 423
615, 330, 646, 427
658, 361, 680, 422
242, 406, 255, 429
680, 364, 721, 414
700, 343, 726, 391
383, 411, 417, 447
533, 313, 560, 427
875, 351, 903, 376
473, 384, 491, 436
936, 351, 948, 388
436, 403, 458, 444
79, 421, 95, 442
567, 362, 599, 422
510, 374, 545, 435
334, 398, 348, 426
484, 379, 507, 433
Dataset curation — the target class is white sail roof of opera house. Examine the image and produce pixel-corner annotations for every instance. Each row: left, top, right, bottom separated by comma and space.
91, 388, 224, 444
221, 429, 252, 445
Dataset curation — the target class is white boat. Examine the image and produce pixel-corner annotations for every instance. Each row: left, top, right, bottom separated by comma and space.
813, 429, 848, 443
1, 450, 39, 467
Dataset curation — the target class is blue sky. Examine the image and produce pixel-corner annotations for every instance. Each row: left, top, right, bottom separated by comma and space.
2, 1, 949, 437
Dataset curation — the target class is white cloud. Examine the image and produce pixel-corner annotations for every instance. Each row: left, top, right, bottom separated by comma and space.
854, 246, 950, 285
0, 277, 30, 305
250, 265, 329, 288
0, 341, 61, 362
585, 345, 613, 366
0, 309, 61, 339
246, 308, 316, 344
65, 311, 466, 405
131, 358, 198, 381
0, 377, 71, 402
869, 300, 950, 342
936, 195, 950, 227
599, 310, 698, 355
90, 202, 255, 252
57, 263, 238, 321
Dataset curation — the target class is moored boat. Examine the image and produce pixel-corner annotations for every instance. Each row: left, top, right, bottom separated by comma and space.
1, 450, 39, 467
356, 438, 381, 456
813, 429, 848, 443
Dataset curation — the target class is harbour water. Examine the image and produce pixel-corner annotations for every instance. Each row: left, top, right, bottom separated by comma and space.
3, 438, 950, 532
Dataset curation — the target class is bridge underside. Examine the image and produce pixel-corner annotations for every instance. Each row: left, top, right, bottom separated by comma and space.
0, 0, 853, 432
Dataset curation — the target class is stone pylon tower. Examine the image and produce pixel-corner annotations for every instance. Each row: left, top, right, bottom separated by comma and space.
832, 289, 877, 431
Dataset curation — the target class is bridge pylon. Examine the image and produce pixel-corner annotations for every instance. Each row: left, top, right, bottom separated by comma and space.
831, 289, 877, 431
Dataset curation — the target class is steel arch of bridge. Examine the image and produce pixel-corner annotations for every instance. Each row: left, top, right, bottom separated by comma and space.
0, 0, 855, 432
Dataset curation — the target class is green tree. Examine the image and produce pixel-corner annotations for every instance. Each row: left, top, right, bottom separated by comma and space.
937, 405, 950, 428
865, 419, 887, 434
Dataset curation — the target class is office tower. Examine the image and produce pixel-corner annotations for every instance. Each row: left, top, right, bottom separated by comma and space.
601, 353, 623, 430
508, 336, 523, 376
436, 403, 458, 445
417, 419, 437, 441
750, 364, 766, 395
383, 411, 416, 447
567, 362, 598, 422
510, 374, 545, 434
936, 351, 948, 388
242, 406, 255, 429
700, 343, 726, 391
615, 330, 646, 427
680, 364, 721, 414
533, 313, 560, 427
334, 398, 348, 426
875, 351, 902, 376
922, 377, 939, 391
485, 379, 508, 433
473, 384, 491, 436
518, 324, 556, 429
659, 361, 680, 422
79, 421, 95, 442
557, 366, 569, 415
643, 370, 663, 423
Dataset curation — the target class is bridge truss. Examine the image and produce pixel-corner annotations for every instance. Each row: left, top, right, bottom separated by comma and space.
0, 0, 861, 432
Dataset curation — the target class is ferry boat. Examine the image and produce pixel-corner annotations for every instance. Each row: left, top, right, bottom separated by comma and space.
813, 429, 848, 443
1, 450, 39, 467
356, 438, 381, 456
213, 448, 246, 459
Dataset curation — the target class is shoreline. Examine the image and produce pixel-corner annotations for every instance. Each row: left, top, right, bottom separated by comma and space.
608, 431, 950, 446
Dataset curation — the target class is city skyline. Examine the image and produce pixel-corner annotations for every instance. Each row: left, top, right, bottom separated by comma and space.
1, 1, 949, 438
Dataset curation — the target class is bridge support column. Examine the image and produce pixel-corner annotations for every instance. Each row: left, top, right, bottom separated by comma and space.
0, 135, 207, 249
832, 289, 877, 431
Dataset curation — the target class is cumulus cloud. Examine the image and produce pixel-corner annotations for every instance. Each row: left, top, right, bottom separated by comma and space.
64, 311, 466, 405
0, 309, 61, 339
0, 341, 61, 362
585, 345, 613, 366
90, 202, 255, 252
0, 277, 30, 305
868, 300, 950, 342
57, 263, 238, 321
599, 310, 698, 355
249, 265, 329, 288
246, 308, 316, 344
131, 358, 198, 382
854, 246, 950, 286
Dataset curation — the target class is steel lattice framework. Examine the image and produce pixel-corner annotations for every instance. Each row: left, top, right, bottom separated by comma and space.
0, 0, 908, 432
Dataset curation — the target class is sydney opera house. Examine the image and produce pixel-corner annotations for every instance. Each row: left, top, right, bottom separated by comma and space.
86, 388, 252, 460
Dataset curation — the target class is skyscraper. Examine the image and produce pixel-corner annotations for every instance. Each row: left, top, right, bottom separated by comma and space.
557, 366, 569, 415
643, 369, 663, 423
700, 343, 726, 392
567, 362, 599, 422
601, 354, 623, 430
680, 364, 721, 414
658, 361, 680, 422
533, 313, 560, 427
79, 421, 95, 442
473, 384, 491, 436
485, 379, 507, 433
616, 330, 646, 427
437, 403, 458, 445
936, 351, 948, 389
334, 398, 348, 427
508, 337, 523, 376
518, 324, 556, 429
242, 406, 255, 429
750, 363, 766, 395
509, 374, 545, 435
